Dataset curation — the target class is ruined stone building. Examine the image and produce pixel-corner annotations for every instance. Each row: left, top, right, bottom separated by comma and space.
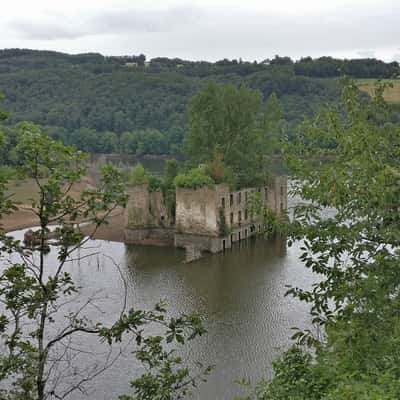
124, 176, 287, 259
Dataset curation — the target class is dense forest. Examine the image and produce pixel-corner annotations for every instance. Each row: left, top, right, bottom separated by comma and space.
0, 49, 399, 155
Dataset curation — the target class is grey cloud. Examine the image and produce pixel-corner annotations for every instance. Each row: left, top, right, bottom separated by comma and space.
159, 7, 400, 61
357, 50, 376, 58
8, 20, 87, 40
92, 5, 205, 33
7, 5, 205, 40
4, 3, 400, 61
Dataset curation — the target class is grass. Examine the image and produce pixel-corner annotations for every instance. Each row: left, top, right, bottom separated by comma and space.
5, 177, 94, 204
5, 178, 42, 204
357, 78, 400, 104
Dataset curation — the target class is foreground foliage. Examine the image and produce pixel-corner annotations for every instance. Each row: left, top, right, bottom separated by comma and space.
242, 80, 400, 399
0, 123, 210, 399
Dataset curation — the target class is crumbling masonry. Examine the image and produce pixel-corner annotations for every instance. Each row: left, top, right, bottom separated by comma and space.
124, 177, 287, 260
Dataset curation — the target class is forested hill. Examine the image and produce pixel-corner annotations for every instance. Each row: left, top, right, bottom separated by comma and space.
0, 49, 399, 155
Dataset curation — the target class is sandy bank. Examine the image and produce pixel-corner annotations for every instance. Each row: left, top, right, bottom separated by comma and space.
1, 207, 126, 243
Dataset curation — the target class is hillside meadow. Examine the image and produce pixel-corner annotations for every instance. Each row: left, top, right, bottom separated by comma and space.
357, 78, 400, 103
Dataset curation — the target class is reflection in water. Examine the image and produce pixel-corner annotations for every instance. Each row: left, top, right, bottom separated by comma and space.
120, 236, 312, 400
2, 230, 314, 400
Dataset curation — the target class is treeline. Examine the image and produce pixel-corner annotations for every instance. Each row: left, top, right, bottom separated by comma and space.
0, 49, 398, 155
294, 56, 400, 78
2, 49, 397, 78
1, 124, 175, 158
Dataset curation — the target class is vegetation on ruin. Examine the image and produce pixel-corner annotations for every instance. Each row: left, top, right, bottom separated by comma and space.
126, 80, 286, 193
162, 159, 180, 218
128, 160, 179, 218
173, 167, 215, 189
185, 81, 284, 188
247, 191, 288, 237
217, 207, 231, 237
129, 162, 150, 185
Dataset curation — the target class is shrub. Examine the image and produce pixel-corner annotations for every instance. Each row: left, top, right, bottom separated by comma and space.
173, 167, 214, 189
129, 162, 149, 185
148, 174, 162, 192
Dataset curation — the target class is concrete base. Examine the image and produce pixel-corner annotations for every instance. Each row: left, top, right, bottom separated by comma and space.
175, 222, 263, 255
174, 233, 222, 253
124, 228, 174, 246
125, 222, 264, 262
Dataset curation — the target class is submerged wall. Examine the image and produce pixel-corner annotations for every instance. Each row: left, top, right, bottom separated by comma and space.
124, 177, 288, 257
124, 183, 172, 245
175, 185, 226, 237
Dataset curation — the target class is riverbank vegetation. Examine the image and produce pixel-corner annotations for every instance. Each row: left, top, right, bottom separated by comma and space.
241, 80, 400, 399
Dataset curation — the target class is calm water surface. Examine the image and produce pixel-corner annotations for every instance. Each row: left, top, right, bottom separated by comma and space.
6, 224, 315, 400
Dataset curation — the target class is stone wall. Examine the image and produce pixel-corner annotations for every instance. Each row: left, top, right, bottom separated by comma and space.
265, 176, 288, 215
175, 233, 214, 251
149, 191, 170, 227
218, 187, 260, 230
124, 177, 288, 257
124, 184, 171, 229
175, 185, 223, 236
124, 184, 150, 228
214, 176, 287, 234
124, 184, 172, 245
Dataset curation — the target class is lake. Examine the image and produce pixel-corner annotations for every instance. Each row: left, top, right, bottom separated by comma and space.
5, 220, 316, 399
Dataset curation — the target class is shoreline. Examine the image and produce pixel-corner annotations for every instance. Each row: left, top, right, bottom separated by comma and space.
2, 207, 40, 233
1, 208, 126, 243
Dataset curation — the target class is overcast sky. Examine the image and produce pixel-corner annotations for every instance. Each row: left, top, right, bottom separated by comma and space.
1, 0, 399, 62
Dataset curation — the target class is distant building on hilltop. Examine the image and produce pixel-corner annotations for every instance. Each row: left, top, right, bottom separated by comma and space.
124, 62, 138, 67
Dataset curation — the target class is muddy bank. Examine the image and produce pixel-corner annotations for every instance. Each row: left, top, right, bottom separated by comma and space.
82, 213, 125, 242
1, 207, 39, 233
2, 174, 126, 242
2, 208, 126, 243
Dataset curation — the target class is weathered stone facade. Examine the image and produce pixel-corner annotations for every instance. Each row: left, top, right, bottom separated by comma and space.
175, 185, 220, 236
173, 176, 287, 255
124, 184, 174, 245
124, 176, 287, 259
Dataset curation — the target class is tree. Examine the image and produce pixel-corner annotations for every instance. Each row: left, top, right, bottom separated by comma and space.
0, 123, 210, 399
0, 124, 127, 399
162, 160, 180, 218
242, 79, 400, 398
263, 92, 285, 155
0, 92, 7, 122
129, 162, 149, 185
269, 55, 293, 66
185, 81, 275, 188
119, 130, 169, 156
0, 93, 10, 164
